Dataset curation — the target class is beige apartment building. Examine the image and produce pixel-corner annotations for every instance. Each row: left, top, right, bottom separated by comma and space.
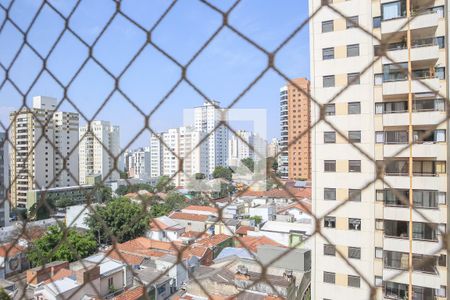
309, 0, 448, 299
10, 96, 79, 208
280, 78, 311, 180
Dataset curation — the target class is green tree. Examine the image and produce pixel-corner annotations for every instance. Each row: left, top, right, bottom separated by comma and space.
249, 215, 263, 225
241, 158, 255, 172
119, 170, 128, 179
149, 203, 172, 218
115, 185, 129, 196
165, 192, 187, 210
55, 197, 74, 208
194, 173, 206, 180
85, 198, 149, 244
27, 225, 97, 267
0, 288, 10, 300
29, 195, 56, 220
212, 166, 233, 182
155, 175, 175, 192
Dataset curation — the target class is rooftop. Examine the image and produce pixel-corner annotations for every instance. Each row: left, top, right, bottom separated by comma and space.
169, 212, 210, 222
182, 205, 218, 214
235, 236, 285, 253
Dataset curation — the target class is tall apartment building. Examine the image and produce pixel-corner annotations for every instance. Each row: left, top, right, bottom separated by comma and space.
309, 1, 448, 299
279, 78, 311, 180
9, 96, 79, 208
0, 133, 9, 227
267, 138, 280, 158
193, 101, 228, 175
151, 127, 208, 186
79, 121, 120, 185
125, 147, 151, 180
228, 130, 267, 167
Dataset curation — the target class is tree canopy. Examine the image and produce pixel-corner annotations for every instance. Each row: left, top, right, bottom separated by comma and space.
155, 175, 175, 192
85, 198, 149, 244
212, 166, 233, 182
27, 225, 97, 267
241, 158, 255, 173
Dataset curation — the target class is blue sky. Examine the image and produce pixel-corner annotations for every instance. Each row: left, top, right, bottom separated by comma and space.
0, 0, 310, 148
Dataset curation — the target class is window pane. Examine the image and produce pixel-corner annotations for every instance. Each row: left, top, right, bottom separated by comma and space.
347, 73, 360, 85
347, 44, 359, 57
324, 244, 336, 256
346, 16, 358, 28
349, 160, 361, 172
348, 247, 361, 259
348, 102, 361, 114
324, 131, 336, 143
324, 160, 336, 172
323, 75, 335, 87
349, 189, 361, 201
349, 131, 361, 143
373, 17, 381, 28
325, 104, 336, 115
324, 188, 336, 200
322, 20, 334, 33
323, 47, 335, 60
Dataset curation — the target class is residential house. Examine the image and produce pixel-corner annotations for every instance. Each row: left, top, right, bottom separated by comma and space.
147, 216, 185, 242
248, 220, 314, 248
0, 242, 29, 279
168, 212, 213, 232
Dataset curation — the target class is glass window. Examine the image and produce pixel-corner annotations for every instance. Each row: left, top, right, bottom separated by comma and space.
323, 75, 335, 87
349, 160, 361, 172
436, 67, 445, 80
375, 103, 383, 114
432, 6, 445, 18
348, 247, 361, 259
373, 16, 381, 28
375, 276, 383, 287
347, 73, 360, 85
349, 189, 361, 201
348, 131, 361, 143
324, 160, 336, 172
374, 73, 383, 85
324, 188, 336, 200
323, 47, 334, 60
349, 218, 361, 230
322, 20, 334, 33
346, 16, 358, 28
323, 272, 335, 284
348, 102, 361, 114
325, 104, 335, 115
375, 247, 383, 258
347, 44, 359, 57
436, 36, 445, 49
324, 244, 336, 256
348, 275, 360, 288
324, 131, 336, 143
324, 216, 336, 228
382, 1, 406, 21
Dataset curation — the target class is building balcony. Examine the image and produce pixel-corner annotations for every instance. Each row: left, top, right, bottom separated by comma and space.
381, 11, 439, 36
383, 236, 443, 258
382, 110, 446, 127
383, 78, 440, 96
383, 175, 447, 191
381, 44, 439, 65
383, 268, 442, 289
384, 205, 443, 223
383, 143, 446, 159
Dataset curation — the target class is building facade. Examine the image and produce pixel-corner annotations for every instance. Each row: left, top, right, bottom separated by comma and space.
79, 120, 120, 184
193, 101, 228, 176
0, 133, 9, 227
228, 130, 267, 167
151, 127, 208, 186
309, 1, 448, 299
280, 78, 311, 180
125, 147, 151, 180
9, 96, 79, 208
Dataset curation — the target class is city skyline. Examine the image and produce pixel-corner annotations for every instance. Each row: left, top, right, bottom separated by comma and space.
0, 0, 310, 148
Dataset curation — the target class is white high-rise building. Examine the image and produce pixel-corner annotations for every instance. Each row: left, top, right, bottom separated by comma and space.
309, 1, 448, 299
79, 121, 120, 184
126, 147, 151, 180
9, 96, 79, 208
193, 101, 228, 175
151, 127, 207, 186
267, 138, 279, 158
0, 132, 9, 226
228, 130, 267, 167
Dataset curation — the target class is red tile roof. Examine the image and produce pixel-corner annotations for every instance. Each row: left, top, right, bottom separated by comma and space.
0, 242, 25, 257
113, 286, 145, 300
43, 269, 74, 284
196, 234, 231, 248
117, 237, 175, 253
183, 205, 218, 213
235, 236, 285, 253
180, 231, 209, 239
107, 250, 145, 265
169, 212, 210, 222
235, 225, 255, 235
238, 186, 311, 200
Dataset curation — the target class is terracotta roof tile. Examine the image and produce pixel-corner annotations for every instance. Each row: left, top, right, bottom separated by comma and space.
107, 251, 145, 265
235, 225, 255, 235
196, 234, 231, 248
0, 242, 25, 257
43, 269, 74, 284
169, 212, 209, 222
235, 236, 285, 253
113, 286, 145, 300
182, 205, 218, 213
